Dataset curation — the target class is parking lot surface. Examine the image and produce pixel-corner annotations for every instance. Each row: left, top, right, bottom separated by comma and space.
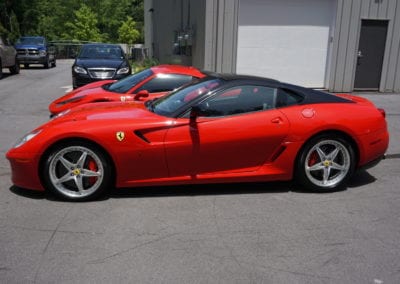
0, 61, 399, 283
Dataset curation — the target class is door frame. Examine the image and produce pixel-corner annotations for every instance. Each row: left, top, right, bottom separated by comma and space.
353, 19, 389, 91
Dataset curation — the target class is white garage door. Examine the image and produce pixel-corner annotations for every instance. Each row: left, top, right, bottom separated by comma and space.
237, 0, 336, 88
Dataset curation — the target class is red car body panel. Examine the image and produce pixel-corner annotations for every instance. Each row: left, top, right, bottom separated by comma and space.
7, 87, 389, 192
49, 65, 205, 115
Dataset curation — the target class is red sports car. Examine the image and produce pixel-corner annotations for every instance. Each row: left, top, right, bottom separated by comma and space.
49, 64, 205, 116
7, 73, 389, 201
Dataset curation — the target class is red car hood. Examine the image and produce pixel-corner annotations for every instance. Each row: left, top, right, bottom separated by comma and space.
52, 101, 162, 124
49, 83, 117, 114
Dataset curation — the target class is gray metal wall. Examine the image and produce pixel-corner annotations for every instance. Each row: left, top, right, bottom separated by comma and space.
146, 0, 400, 92
330, 0, 400, 92
144, 0, 206, 67
203, 0, 239, 72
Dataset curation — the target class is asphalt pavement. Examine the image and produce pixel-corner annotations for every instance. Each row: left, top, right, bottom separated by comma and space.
0, 60, 399, 283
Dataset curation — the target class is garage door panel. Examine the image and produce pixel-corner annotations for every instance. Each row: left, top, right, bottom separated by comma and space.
237, 0, 336, 88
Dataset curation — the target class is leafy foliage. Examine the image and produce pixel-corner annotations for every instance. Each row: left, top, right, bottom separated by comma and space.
0, 0, 143, 43
118, 17, 140, 44
63, 4, 104, 42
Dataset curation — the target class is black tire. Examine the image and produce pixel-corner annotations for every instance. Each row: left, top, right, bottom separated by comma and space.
72, 78, 78, 89
0, 59, 3, 79
9, 58, 20, 74
24, 64, 29, 69
295, 134, 356, 193
44, 56, 50, 69
52, 58, 56, 68
42, 141, 113, 201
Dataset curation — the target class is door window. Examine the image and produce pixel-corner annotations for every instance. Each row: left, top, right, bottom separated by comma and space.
199, 85, 277, 117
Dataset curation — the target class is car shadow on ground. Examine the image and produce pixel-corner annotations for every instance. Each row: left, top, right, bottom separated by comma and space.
9, 169, 377, 202
0, 72, 14, 79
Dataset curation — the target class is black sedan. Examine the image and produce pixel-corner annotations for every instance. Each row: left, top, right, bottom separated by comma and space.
72, 43, 131, 89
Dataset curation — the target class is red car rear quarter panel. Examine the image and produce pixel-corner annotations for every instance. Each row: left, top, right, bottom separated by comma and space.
280, 103, 388, 166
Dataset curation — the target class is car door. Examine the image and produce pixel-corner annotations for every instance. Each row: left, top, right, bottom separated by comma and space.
164, 85, 290, 178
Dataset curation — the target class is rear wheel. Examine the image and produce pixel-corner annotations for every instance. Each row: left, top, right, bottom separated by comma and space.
9, 58, 20, 74
295, 134, 355, 192
43, 142, 113, 201
24, 64, 29, 68
0, 59, 3, 79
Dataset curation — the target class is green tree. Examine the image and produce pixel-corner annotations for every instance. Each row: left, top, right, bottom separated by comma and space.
118, 17, 140, 44
63, 4, 103, 42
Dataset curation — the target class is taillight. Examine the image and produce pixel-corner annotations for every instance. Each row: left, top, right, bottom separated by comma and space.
378, 108, 386, 118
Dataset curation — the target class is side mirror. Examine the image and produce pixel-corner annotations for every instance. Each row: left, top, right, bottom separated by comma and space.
134, 90, 149, 100
190, 105, 201, 120
190, 104, 210, 120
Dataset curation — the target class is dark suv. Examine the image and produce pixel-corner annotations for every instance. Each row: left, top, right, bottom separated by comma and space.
0, 36, 19, 79
14, 36, 56, 68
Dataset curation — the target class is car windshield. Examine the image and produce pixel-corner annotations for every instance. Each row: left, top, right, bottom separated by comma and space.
148, 77, 222, 117
78, 45, 123, 59
105, 68, 154, 93
16, 37, 44, 45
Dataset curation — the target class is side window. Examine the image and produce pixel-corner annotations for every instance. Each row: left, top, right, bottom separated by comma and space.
200, 85, 277, 117
136, 74, 194, 93
276, 88, 304, 108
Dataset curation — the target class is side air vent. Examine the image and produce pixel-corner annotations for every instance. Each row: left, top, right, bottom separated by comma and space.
134, 130, 150, 143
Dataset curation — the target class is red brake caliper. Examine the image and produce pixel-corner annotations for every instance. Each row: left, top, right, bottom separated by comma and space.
308, 151, 319, 167
88, 159, 98, 185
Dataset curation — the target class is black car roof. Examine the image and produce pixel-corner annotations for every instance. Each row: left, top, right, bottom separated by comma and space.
201, 71, 352, 104
202, 71, 280, 84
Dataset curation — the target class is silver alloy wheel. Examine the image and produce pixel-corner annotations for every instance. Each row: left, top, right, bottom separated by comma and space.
48, 146, 104, 198
304, 139, 351, 188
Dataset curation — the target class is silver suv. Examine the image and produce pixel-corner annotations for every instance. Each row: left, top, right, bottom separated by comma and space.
0, 36, 19, 79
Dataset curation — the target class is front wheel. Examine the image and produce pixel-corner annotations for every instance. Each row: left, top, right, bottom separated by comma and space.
44, 56, 50, 69
43, 142, 113, 201
295, 135, 355, 192
0, 59, 3, 79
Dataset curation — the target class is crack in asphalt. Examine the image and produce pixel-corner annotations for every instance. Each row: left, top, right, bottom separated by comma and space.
33, 206, 72, 284
87, 232, 181, 264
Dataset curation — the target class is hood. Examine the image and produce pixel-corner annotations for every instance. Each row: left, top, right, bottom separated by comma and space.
53, 101, 162, 124
75, 58, 126, 69
15, 44, 45, 50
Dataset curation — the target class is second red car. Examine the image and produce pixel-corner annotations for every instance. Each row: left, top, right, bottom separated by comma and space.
49, 64, 205, 116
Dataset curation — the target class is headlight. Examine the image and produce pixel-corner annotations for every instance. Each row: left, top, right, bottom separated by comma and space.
13, 129, 42, 148
117, 67, 130, 75
39, 50, 47, 56
52, 109, 71, 119
56, 96, 85, 106
74, 66, 87, 74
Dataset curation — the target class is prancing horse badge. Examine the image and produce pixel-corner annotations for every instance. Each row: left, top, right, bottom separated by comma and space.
116, 131, 125, 141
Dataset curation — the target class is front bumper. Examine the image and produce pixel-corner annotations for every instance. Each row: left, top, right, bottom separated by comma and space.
73, 73, 129, 88
17, 55, 47, 64
6, 150, 44, 191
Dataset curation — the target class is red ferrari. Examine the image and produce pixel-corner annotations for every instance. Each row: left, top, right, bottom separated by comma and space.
49, 64, 205, 116
7, 73, 389, 201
